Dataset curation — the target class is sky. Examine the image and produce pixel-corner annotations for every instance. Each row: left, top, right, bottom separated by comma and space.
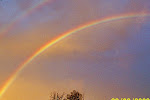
0, 0, 150, 100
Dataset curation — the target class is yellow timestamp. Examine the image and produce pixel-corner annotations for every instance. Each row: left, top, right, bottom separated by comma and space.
111, 98, 150, 100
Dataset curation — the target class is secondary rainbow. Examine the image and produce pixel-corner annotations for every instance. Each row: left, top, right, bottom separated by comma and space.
0, 12, 150, 98
0, 0, 54, 39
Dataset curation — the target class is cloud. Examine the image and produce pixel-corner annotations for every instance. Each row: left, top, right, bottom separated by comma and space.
0, 0, 150, 100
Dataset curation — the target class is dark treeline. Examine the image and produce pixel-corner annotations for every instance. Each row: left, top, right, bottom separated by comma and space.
49, 90, 84, 100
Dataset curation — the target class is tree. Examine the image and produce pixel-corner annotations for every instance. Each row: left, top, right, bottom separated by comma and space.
49, 92, 65, 100
66, 90, 84, 100
49, 90, 84, 100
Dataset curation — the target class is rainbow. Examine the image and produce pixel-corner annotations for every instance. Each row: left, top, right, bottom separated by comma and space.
0, 0, 54, 39
0, 12, 150, 98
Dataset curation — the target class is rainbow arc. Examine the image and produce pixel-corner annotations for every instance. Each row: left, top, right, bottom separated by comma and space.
0, 12, 150, 98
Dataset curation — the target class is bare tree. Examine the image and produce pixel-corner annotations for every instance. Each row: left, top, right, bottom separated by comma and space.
49, 92, 65, 100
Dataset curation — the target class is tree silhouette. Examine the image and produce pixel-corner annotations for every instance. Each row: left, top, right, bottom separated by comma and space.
49, 92, 65, 100
66, 90, 84, 100
49, 90, 84, 100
